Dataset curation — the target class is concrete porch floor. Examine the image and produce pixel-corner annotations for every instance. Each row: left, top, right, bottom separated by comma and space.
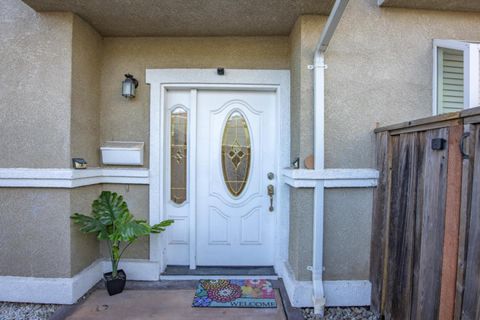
51, 280, 303, 320
58, 289, 286, 320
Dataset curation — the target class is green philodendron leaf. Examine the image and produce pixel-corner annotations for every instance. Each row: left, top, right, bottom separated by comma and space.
151, 219, 175, 233
70, 191, 174, 270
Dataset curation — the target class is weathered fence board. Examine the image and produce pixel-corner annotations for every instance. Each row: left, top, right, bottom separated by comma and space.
371, 107, 480, 320
439, 125, 463, 320
411, 132, 426, 320
413, 128, 449, 320
454, 124, 476, 320
461, 125, 480, 320
370, 132, 390, 314
384, 133, 420, 320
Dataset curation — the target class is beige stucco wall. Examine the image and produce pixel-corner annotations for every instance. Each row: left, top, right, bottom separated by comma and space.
0, 186, 104, 278
324, 0, 480, 168
100, 37, 290, 167
0, 188, 72, 277
289, 16, 327, 165
324, 189, 373, 280
0, 183, 147, 278
288, 16, 326, 281
4, 0, 480, 285
71, 16, 103, 167
0, 0, 73, 168
288, 189, 314, 280
287, 0, 480, 282
70, 185, 102, 275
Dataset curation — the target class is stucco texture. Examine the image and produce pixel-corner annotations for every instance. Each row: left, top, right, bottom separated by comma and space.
100, 37, 289, 167
0, 0, 73, 168
288, 16, 326, 281
288, 188, 314, 281
289, 16, 327, 165
0, 188, 72, 277
287, 0, 480, 282
323, 189, 373, 280
0, 186, 105, 278
0, 0, 104, 169
324, 0, 480, 168
71, 15, 103, 167
70, 185, 102, 275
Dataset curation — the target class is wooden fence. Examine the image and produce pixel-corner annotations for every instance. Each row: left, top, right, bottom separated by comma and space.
370, 107, 480, 320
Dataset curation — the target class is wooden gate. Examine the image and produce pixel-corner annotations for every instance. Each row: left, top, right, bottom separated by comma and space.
370, 107, 480, 320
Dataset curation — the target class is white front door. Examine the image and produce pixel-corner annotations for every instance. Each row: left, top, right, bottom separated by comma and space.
196, 90, 276, 266
164, 88, 277, 267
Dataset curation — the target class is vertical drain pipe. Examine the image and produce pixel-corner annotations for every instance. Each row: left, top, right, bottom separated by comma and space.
310, 0, 349, 316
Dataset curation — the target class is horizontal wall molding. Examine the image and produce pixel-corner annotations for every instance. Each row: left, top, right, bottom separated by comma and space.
0, 168, 149, 188
0, 259, 160, 305
0, 259, 103, 304
277, 261, 371, 307
283, 168, 378, 188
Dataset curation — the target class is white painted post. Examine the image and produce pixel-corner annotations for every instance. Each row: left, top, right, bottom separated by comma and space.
189, 89, 198, 270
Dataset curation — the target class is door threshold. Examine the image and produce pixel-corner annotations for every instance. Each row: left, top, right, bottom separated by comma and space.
160, 275, 279, 280
160, 265, 278, 280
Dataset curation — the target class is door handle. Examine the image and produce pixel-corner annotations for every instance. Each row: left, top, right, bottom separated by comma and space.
267, 184, 275, 212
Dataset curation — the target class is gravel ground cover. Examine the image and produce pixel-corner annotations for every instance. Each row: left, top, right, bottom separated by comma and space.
303, 307, 378, 320
0, 302, 61, 320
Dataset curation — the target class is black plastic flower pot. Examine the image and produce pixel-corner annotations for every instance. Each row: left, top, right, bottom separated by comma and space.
103, 269, 126, 296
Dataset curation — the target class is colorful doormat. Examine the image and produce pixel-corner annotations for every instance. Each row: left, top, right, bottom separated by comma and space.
192, 279, 277, 308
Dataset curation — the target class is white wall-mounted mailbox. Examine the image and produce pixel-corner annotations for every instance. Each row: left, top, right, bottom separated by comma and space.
100, 141, 144, 166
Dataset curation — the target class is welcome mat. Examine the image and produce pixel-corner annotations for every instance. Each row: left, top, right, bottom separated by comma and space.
192, 279, 277, 308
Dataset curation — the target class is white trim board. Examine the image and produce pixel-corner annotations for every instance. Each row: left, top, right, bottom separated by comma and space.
0, 259, 160, 305
282, 168, 379, 188
277, 261, 371, 307
0, 259, 103, 305
0, 168, 149, 188
146, 69, 291, 275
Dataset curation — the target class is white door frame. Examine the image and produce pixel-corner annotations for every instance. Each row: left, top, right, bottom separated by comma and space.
146, 69, 290, 272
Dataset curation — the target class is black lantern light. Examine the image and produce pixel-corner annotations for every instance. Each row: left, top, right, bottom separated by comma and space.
122, 74, 138, 99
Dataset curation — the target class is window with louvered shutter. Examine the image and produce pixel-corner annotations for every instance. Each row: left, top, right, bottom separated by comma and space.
437, 48, 464, 114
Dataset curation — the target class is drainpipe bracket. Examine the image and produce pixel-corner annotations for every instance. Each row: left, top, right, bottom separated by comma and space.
307, 64, 328, 70
307, 266, 325, 272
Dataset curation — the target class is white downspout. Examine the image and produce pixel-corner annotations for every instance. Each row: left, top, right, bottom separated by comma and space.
311, 50, 327, 316
310, 0, 349, 316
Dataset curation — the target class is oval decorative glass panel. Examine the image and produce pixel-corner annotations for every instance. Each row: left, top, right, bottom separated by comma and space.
170, 107, 188, 204
221, 111, 251, 197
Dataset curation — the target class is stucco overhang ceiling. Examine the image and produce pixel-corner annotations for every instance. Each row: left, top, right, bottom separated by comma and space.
379, 0, 480, 13
21, 0, 335, 36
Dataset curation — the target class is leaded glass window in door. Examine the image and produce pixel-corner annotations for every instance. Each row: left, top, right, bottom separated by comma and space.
170, 107, 188, 204
221, 111, 251, 197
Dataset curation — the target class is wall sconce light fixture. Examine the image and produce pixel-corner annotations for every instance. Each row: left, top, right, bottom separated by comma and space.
122, 74, 138, 99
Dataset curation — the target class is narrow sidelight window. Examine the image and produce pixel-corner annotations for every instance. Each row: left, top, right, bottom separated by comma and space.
170, 107, 188, 204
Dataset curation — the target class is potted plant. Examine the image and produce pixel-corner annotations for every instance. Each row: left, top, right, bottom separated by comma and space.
71, 191, 173, 296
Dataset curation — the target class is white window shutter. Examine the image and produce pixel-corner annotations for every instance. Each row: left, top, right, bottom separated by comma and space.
437, 48, 464, 114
